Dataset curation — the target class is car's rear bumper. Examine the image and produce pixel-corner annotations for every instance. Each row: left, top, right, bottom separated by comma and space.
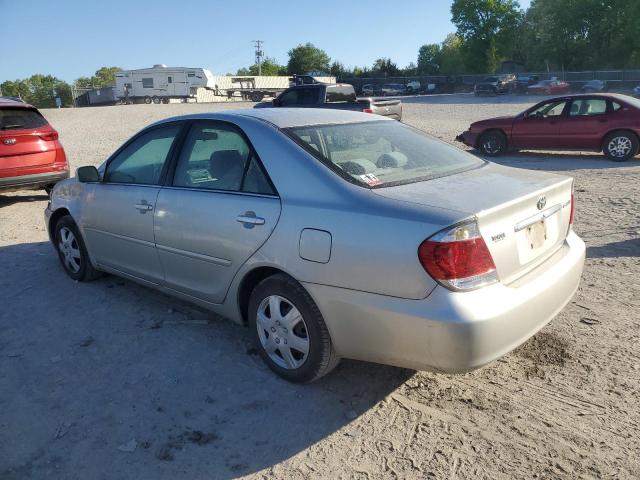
0, 169, 69, 193
304, 231, 585, 373
456, 130, 478, 147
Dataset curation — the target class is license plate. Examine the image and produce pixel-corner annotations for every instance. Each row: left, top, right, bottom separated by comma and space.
526, 220, 547, 250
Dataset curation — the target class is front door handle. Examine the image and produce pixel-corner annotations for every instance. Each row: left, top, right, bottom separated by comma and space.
236, 211, 265, 227
135, 202, 153, 213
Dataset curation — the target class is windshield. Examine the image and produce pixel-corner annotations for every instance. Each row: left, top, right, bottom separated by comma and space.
0, 107, 47, 130
284, 121, 484, 188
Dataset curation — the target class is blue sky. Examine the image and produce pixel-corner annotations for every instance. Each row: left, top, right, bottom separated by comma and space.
1, 0, 531, 82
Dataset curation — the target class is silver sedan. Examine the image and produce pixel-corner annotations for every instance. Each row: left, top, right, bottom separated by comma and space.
45, 109, 585, 382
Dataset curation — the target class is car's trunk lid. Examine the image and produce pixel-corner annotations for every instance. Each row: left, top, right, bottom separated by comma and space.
0, 107, 57, 170
372, 162, 573, 284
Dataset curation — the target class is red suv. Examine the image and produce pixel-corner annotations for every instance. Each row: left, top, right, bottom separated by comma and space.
0, 98, 69, 194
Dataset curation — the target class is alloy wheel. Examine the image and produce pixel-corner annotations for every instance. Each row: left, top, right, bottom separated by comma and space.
608, 136, 632, 158
482, 135, 502, 155
256, 295, 310, 370
58, 227, 82, 273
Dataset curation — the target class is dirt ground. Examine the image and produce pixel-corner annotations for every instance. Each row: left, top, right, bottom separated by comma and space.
1, 95, 639, 479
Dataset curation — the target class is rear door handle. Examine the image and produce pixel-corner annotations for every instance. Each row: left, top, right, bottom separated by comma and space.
135, 202, 153, 212
236, 211, 265, 227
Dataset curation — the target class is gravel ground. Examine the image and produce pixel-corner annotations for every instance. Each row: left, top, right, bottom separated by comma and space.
1, 95, 639, 479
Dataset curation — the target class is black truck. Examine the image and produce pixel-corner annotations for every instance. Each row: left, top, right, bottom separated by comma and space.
261, 83, 402, 120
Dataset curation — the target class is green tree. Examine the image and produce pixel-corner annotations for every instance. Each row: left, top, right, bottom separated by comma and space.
439, 34, 467, 74
1, 75, 72, 108
371, 58, 399, 76
523, 0, 640, 70
451, 0, 523, 72
417, 44, 441, 74
287, 43, 331, 74
75, 66, 121, 88
330, 61, 347, 79
236, 57, 286, 76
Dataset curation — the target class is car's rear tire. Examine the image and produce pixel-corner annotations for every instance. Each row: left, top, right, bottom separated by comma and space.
478, 130, 507, 156
603, 131, 639, 161
248, 273, 339, 383
54, 215, 102, 281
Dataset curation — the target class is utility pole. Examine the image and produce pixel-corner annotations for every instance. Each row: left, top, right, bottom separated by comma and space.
253, 40, 264, 76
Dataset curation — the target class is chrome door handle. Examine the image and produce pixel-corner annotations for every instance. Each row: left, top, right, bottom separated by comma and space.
135, 203, 153, 212
236, 212, 265, 226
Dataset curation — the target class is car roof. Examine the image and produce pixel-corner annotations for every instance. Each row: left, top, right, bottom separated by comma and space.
0, 98, 35, 108
157, 108, 392, 129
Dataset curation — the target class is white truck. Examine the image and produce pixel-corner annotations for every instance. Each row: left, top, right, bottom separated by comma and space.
114, 65, 215, 104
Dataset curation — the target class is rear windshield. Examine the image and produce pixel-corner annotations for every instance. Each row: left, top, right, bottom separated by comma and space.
0, 107, 47, 131
285, 121, 483, 188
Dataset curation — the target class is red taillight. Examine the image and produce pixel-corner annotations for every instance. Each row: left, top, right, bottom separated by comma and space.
418, 221, 497, 291
569, 192, 575, 225
362, 108, 373, 113
39, 131, 59, 141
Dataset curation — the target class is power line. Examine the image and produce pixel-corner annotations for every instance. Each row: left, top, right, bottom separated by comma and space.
253, 40, 264, 76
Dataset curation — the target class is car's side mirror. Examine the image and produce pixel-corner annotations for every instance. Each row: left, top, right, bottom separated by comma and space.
76, 166, 100, 183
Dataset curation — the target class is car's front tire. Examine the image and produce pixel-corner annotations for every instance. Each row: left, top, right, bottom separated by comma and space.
478, 130, 507, 156
603, 131, 639, 161
248, 273, 339, 383
54, 215, 102, 281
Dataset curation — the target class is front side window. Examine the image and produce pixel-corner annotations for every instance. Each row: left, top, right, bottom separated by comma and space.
528, 100, 567, 118
142, 78, 154, 88
104, 125, 180, 185
173, 122, 274, 194
569, 99, 608, 116
285, 121, 483, 189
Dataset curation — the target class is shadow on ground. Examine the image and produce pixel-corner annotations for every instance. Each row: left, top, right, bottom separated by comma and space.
478, 151, 640, 171
0, 193, 49, 207
586, 237, 640, 258
0, 241, 414, 480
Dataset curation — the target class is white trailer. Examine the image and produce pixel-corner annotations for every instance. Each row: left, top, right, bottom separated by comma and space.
114, 64, 215, 104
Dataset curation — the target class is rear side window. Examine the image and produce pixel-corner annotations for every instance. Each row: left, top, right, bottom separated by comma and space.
325, 86, 356, 103
278, 88, 320, 106
0, 108, 48, 131
105, 124, 180, 185
173, 122, 274, 195
569, 99, 607, 116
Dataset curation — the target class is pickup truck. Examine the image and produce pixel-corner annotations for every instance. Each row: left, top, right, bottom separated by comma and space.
263, 83, 402, 120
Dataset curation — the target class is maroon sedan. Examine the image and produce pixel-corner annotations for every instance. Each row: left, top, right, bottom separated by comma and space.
457, 94, 640, 161
527, 79, 571, 95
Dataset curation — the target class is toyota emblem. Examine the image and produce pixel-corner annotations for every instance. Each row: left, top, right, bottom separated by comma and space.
536, 196, 547, 210
2, 138, 17, 145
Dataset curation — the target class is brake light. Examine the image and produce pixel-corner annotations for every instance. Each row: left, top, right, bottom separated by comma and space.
39, 131, 59, 141
418, 221, 498, 291
569, 192, 575, 225
362, 108, 373, 113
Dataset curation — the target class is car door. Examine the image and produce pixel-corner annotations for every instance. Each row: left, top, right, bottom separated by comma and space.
510, 99, 568, 149
558, 97, 610, 150
82, 122, 183, 284
154, 120, 281, 304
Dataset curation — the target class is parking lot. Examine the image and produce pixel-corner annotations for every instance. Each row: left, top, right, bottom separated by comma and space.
1, 94, 639, 479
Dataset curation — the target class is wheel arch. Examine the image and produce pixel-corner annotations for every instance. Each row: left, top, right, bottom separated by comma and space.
600, 128, 640, 152
48, 207, 71, 243
476, 128, 508, 148
237, 266, 291, 324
